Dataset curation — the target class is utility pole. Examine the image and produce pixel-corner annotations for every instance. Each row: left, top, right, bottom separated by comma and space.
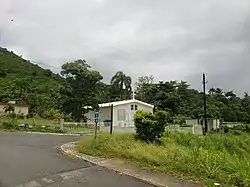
202, 73, 208, 134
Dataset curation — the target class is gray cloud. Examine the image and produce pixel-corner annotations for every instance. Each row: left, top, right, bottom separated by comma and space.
0, 0, 250, 94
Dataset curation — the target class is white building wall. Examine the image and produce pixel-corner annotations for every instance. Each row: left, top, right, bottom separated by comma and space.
113, 102, 153, 127
85, 101, 153, 127
86, 107, 111, 124
0, 105, 5, 116
14, 106, 29, 116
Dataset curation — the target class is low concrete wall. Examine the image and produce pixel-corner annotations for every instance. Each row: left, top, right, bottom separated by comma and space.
166, 124, 203, 135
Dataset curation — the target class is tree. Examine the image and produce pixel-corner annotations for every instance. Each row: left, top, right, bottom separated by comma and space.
225, 91, 236, 99
135, 75, 154, 100
110, 71, 132, 100
0, 47, 65, 116
208, 87, 216, 95
134, 110, 170, 143
60, 59, 103, 121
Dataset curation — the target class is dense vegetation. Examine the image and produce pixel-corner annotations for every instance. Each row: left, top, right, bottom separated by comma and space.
1, 47, 250, 123
0, 47, 65, 116
135, 76, 250, 123
77, 132, 250, 186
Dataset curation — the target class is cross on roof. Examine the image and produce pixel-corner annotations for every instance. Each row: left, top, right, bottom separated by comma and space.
132, 91, 136, 100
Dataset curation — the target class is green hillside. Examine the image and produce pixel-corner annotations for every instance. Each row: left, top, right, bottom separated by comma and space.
0, 47, 65, 116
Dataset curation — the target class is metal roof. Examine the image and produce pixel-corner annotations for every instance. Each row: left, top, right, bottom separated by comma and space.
84, 99, 154, 109
98, 99, 154, 108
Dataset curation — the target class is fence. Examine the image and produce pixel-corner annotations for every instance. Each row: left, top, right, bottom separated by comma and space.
60, 119, 100, 134
60, 119, 207, 135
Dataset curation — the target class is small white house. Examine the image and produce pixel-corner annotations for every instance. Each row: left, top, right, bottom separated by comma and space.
85, 99, 154, 127
0, 101, 29, 116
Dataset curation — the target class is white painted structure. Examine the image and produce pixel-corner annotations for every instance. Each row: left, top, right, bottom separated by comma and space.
0, 102, 29, 116
85, 99, 154, 127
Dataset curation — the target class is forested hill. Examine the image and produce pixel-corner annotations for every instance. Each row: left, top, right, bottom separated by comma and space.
1, 47, 250, 123
0, 47, 60, 78
0, 47, 65, 115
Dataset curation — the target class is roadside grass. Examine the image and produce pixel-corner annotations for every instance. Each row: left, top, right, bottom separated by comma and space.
64, 127, 94, 134
76, 132, 250, 186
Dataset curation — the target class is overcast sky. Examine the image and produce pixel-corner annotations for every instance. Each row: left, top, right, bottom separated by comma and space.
0, 0, 250, 94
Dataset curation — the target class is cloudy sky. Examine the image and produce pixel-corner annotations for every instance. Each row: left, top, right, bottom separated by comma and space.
0, 0, 250, 94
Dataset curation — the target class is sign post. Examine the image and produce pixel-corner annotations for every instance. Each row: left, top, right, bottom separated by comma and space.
94, 104, 100, 139
110, 104, 113, 134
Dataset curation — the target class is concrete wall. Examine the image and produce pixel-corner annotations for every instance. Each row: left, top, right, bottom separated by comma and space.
113, 102, 153, 127
166, 124, 203, 135
0, 105, 5, 116
185, 119, 199, 125
207, 119, 220, 131
14, 106, 29, 116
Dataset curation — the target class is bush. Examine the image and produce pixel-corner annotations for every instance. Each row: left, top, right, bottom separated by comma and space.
6, 113, 17, 118
1, 118, 18, 130
41, 108, 63, 120
134, 110, 170, 143
217, 125, 250, 135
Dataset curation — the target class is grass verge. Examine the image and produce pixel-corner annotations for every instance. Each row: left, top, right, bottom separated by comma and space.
76, 132, 250, 186
0, 117, 93, 134
0, 116, 58, 126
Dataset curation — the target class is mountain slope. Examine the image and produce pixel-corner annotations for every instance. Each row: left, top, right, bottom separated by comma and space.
0, 47, 65, 115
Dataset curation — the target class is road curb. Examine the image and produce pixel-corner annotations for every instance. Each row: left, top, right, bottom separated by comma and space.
60, 142, 202, 187
21, 131, 93, 136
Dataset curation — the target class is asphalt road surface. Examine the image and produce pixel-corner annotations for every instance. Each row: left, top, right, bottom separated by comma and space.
0, 132, 154, 187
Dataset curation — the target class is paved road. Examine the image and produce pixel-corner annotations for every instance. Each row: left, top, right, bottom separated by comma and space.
0, 132, 154, 187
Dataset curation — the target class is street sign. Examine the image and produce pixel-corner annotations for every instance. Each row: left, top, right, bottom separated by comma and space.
93, 103, 100, 139
94, 110, 99, 123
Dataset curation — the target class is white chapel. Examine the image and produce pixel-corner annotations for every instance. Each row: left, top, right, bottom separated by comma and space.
85, 94, 154, 127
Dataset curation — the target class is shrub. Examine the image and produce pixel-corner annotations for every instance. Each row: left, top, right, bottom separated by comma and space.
6, 113, 17, 118
41, 108, 63, 120
134, 110, 169, 143
1, 118, 18, 130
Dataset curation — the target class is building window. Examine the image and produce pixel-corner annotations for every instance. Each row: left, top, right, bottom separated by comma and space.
117, 109, 125, 121
135, 105, 138, 110
131, 105, 134, 110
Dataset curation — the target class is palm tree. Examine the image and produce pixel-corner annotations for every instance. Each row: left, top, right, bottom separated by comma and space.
215, 88, 223, 95
225, 91, 236, 98
208, 87, 216, 95
111, 71, 132, 99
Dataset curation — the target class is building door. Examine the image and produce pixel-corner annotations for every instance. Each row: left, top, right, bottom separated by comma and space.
117, 109, 126, 127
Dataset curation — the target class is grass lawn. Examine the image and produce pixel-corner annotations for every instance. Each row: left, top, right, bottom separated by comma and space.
0, 116, 59, 126
64, 127, 94, 134
77, 132, 250, 186
0, 116, 93, 134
